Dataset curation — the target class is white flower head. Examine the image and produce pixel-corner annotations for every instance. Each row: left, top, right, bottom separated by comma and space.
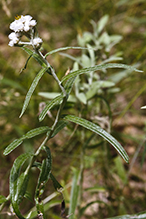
33, 37, 43, 49
8, 32, 20, 47
8, 15, 42, 48
9, 15, 37, 33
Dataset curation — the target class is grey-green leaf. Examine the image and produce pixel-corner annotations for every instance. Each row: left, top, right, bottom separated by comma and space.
45, 46, 88, 58
22, 47, 51, 75
61, 63, 143, 83
39, 94, 63, 121
3, 127, 50, 155
20, 67, 48, 117
64, 115, 129, 163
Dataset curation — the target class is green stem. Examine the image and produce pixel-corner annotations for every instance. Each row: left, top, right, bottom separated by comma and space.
36, 49, 67, 97
78, 146, 85, 214
25, 135, 49, 175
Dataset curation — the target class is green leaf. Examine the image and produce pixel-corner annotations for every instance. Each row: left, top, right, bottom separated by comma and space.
38, 160, 50, 187
64, 76, 77, 94
25, 200, 61, 219
50, 173, 63, 191
64, 115, 129, 163
35, 147, 52, 218
68, 167, 80, 219
81, 54, 91, 67
107, 211, 146, 219
10, 153, 33, 219
38, 92, 60, 99
20, 67, 48, 117
39, 76, 76, 121
114, 156, 127, 184
51, 120, 68, 138
97, 15, 109, 34
3, 138, 23, 156
3, 127, 50, 155
38, 146, 52, 186
38, 92, 76, 102
24, 126, 51, 139
76, 92, 87, 104
85, 186, 105, 192
61, 63, 143, 83
77, 31, 93, 47
15, 172, 29, 204
86, 81, 115, 100
22, 47, 51, 75
0, 195, 7, 204
10, 153, 33, 200
39, 94, 63, 121
45, 46, 88, 58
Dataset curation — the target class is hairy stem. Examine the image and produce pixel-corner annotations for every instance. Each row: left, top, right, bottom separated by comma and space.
35, 49, 67, 97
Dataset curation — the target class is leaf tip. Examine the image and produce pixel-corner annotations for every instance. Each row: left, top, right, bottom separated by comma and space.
136, 69, 143, 73
3, 151, 7, 156
38, 116, 43, 122
19, 111, 23, 118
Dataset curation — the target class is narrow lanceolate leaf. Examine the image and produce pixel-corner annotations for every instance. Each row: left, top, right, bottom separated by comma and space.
64, 76, 76, 95
20, 67, 48, 118
35, 147, 52, 217
45, 46, 89, 57
3, 138, 23, 156
64, 115, 129, 163
3, 126, 50, 155
10, 153, 33, 200
10, 153, 33, 219
50, 173, 63, 191
68, 167, 80, 219
38, 146, 52, 186
39, 94, 63, 121
61, 63, 143, 83
15, 172, 29, 204
22, 47, 51, 75
24, 126, 51, 139
39, 77, 76, 122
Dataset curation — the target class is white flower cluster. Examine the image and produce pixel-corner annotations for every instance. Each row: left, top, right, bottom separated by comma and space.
10, 15, 36, 33
8, 15, 43, 48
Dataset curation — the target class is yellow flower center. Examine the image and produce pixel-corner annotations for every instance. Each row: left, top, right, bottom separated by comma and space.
15, 15, 22, 20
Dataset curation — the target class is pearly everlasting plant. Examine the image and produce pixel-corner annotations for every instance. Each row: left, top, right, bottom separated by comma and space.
8, 15, 42, 48
0, 15, 143, 219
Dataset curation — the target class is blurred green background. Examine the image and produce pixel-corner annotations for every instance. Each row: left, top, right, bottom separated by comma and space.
1, 0, 146, 218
